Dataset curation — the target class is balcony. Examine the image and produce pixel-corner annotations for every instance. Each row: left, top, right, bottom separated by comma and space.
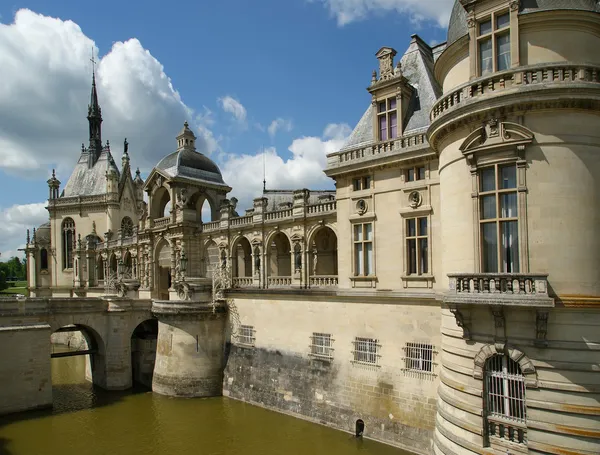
445, 273, 554, 308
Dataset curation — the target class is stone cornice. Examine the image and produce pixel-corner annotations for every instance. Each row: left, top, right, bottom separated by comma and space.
434, 34, 469, 88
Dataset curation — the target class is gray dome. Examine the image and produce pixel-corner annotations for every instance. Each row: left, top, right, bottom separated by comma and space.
156, 149, 226, 186
447, 0, 599, 48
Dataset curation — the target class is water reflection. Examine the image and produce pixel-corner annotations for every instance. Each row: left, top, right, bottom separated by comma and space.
0, 355, 411, 455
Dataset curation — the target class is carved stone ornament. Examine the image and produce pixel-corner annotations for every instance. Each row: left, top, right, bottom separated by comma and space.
175, 281, 192, 301
356, 199, 368, 215
176, 187, 189, 209
449, 306, 471, 340
510, 0, 520, 11
154, 176, 163, 190
408, 191, 422, 209
534, 310, 549, 347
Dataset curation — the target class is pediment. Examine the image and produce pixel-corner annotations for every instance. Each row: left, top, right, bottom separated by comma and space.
375, 47, 397, 59
460, 120, 534, 154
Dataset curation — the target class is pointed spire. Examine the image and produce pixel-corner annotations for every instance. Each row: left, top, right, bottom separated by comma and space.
87, 47, 103, 168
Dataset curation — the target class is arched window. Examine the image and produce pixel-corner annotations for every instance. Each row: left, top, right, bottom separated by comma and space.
121, 216, 134, 237
484, 354, 526, 446
62, 218, 76, 269
40, 248, 48, 271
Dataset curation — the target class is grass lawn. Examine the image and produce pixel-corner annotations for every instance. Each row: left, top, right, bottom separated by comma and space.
0, 280, 29, 297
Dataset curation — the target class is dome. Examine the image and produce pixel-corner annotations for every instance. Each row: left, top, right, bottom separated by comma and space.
446, 0, 599, 48
155, 149, 226, 186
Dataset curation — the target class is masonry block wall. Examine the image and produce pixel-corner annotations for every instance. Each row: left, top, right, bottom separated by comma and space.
223, 293, 441, 454
0, 324, 52, 414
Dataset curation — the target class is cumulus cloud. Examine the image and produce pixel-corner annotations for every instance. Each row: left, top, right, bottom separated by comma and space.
0, 9, 217, 177
0, 203, 48, 260
267, 118, 294, 138
221, 123, 351, 211
311, 0, 454, 27
218, 96, 247, 127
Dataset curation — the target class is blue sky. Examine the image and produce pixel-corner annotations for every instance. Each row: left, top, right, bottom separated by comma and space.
0, 0, 453, 258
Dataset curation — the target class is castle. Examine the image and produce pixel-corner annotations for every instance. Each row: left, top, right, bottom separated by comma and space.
22, 1, 600, 454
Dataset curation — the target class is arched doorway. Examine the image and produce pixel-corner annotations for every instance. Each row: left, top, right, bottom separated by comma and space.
155, 239, 172, 300
203, 240, 220, 279
308, 226, 338, 287
131, 319, 158, 388
232, 237, 252, 286
50, 324, 106, 390
268, 232, 291, 286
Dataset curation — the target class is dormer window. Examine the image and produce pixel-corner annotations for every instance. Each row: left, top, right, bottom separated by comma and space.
478, 11, 510, 76
377, 97, 397, 141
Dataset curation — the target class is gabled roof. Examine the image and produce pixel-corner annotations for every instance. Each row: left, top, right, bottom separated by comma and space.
63, 148, 120, 197
337, 35, 441, 153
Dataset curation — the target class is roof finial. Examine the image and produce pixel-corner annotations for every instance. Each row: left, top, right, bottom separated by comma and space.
90, 46, 97, 79
124, 138, 129, 155
26, 229, 30, 244
52, 168, 56, 178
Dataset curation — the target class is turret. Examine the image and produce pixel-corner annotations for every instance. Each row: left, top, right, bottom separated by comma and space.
47, 169, 61, 200
134, 168, 145, 202
176, 121, 196, 151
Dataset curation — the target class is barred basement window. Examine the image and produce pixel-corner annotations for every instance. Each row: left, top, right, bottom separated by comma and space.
309, 333, 334, 360
484, 354, 527, 446
403, 342, 434, 373
237, 325, 255, 347
352, 337, 380, 366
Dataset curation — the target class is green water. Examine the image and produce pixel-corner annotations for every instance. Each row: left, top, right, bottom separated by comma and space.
0, 355, 411, 455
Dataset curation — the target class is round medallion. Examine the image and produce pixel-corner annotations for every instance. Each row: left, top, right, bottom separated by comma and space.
356, 199, 368, 215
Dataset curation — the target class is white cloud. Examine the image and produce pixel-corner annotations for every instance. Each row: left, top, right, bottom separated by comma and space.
218, 95, 247, 127
267, 118, 293, 138
0, 9, 218, 177
0, 202, 48, 261
222, 123, 351, 211
311, 0, 454, 27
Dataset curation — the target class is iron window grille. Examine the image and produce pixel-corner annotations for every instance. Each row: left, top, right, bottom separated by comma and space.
309, 333, 334, 360
237, 325, 255, 347
352, 337, 380, 366
402, 342, 436, 373
484, 354, 527, 446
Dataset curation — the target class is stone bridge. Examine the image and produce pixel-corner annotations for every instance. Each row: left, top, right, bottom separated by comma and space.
0, 292, 227, 416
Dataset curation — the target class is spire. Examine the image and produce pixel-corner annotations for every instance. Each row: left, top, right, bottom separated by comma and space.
87, 47, 103, 168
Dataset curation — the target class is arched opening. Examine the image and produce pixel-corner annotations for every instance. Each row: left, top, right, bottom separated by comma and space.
40, 248, 49, 271
131, 319, 158, 389
123, 251, 132, 279
203, 240, 220, 279
309, 226, 338, 286
150, 186, 171, 219
50, 324, 107, 397
62, 217, 76, 269
355, 419, 365, 437
97, 255, 105, 285
155, 240, 172, 300
268, 232, 291, 280
484, 354, 526, 446
232, 237, 252, 283
109, 254, 118, 276
121, 216, 134, 237
191, 193, 216, 223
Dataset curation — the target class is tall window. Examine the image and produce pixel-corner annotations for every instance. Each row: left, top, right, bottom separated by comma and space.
62, 218, 75, 269
478, 11, 510, 76
484, 354, 526, 445
40, 248, 48, 271
353, 223, 373, 276
377, 97, 398, 141
406, 217, 428, 275
121, 216, 134, 237
480, 164, 519, 273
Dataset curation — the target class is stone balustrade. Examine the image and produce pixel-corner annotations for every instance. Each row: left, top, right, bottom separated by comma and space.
232, 277, 254, 288
326, 131, 429, 171
230, 215, 252, 227
267, 276, 292, 287
309, 275, 339, 287
431, 63, 600, 122
153, 216, 170, 228
487, 416, 527, 448
307, 201, 337, 215
446, 273, 554, 307
202, 220, 220, 232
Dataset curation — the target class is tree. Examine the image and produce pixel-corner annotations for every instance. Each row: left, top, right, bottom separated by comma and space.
0, 268, 7, 291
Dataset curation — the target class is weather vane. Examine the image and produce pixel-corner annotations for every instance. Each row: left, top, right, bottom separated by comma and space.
90, 46, 97, 75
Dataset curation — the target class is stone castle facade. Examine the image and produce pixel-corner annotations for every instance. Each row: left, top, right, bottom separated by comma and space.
22, 1, 600, 454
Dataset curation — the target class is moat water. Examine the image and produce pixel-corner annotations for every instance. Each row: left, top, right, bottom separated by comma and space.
0, 355, 411, 455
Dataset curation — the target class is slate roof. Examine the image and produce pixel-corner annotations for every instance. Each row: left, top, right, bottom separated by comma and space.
155, 149, 228, 187
63, 149, 120, 197
338, 35, 441, 153
262, 189, 335, 212
447, 0, 600, 48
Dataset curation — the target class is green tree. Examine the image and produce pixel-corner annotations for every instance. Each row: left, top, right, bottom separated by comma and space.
0, 268, 7, 291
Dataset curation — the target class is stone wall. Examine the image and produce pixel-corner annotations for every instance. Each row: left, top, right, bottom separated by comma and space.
0, 324, 52, 414
223, 293, 441, 455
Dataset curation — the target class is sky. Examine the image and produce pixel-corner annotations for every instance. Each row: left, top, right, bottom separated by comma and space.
0, 0, 454, 260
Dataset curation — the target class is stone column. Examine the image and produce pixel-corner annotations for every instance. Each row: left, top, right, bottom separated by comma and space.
152, 299, 227, 397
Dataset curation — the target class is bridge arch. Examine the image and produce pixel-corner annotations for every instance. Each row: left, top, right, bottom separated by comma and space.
49, 322, 107, 388
130, 318, 158, 388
